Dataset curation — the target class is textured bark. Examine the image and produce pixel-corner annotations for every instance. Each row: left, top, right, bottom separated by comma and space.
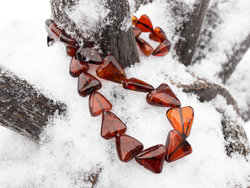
174, 0, 210, 66
134, 0, 153, 12
0, 66, 67, 142
50, 0, 139, 68
218, 33, 250, 84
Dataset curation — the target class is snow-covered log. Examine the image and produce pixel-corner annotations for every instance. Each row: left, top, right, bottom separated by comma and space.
0, 66, 67, 142
133, 0, 153, 11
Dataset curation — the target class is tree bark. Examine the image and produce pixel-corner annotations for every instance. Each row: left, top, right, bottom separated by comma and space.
134, 0, 153, 12
173, 0, 210, 66
0, 66, 67, 142
50, 0, 139, 68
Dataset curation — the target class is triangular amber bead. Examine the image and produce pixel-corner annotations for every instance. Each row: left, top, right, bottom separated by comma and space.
149, 27, 167, 43
78, 72, 102, 97
122, 77, 154, 92
132, 15, 138, 25
136, 37, 154, 56
76, 47, 102, 64
146, 83, 181, 107
89, 91, 112, 117
133, 27, 141, 38
166, 106, 194, 138
66, 46, 77, 57
96, 55, 127, 83
135, 145, 166, 174
165, 130, 192, 162
153, 40, 171, 56
116, 134, 143, 162
135, 14, 153, 32
69, 57, 89, 77
101, 111, 127, 140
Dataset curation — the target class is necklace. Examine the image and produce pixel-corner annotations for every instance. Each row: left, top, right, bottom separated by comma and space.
45, 14, 194, 174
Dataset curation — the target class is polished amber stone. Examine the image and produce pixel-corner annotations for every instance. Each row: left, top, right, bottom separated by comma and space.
153, 40, 171, 56
146, 83, 181, 108
135, 145, 166, 174
69, 57, 89, 77
78, 72, 102, 97
149, 27, 167, 43
96, 55, 127, 83
133, 27, 142, 38
166, 106, 194, 138
89, 91, 112, 117
135, 14, 153, 32
76, 47, 102, 64
136, 37, 154, 56
132, 15, 138, 25
66, 46, 77, 57
165, 130, 192, 162
101, 111, 127, 139
122, 78, 154, 92
116, 134, 143, 162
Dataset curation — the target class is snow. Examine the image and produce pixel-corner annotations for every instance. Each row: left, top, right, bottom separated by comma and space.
0, 0, 250, 188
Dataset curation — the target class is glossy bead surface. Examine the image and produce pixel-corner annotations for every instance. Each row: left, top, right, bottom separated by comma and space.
133, 27, 142, 38
136, 37, 154, 56
76, 47, 102, 64
122, 78, 154, 92
66, 46, 77, 57
89, 91, 112, 117
78, 72, 102, 97
69, 57, 89, 77
166, 106, 194, 138
132, 15, 138, 25
149, 27, 167, 43
116, 134, 143, 162
96, 55, 127, 83
135, 14, 153, 32
153, 40, 171, 56
101, 111, 127, 140
135, 145, 166, 174
165, 130, 192, 162
146, 83, 181, 108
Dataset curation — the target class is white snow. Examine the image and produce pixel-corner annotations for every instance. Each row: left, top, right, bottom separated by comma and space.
0, 0, 250, 188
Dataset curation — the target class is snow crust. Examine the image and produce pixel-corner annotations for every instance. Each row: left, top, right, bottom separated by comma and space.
0, 0, 250, 187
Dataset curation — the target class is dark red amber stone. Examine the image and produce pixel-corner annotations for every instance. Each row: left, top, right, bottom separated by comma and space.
122, 78, 154, 92
149, 27, 167, 43
116, 134, 144, 162
66, 46, 77, 57
146, 83, 181, 108
135, 14, 153, 32
136, 37, 154, 56
101, 111, 127, 140
165, 130, 192, 162
76, 47, 102, 64
69, 57, 89, 77
78, 72, 102, 97
167, 106, 194, 138
89, 91, 112, 117
133, 27, 142, 38
135, 145, 166, 174
153, 40, 171, 56
96, 55, 127, 83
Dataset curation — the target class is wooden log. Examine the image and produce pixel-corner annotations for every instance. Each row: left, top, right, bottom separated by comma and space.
0, 66, 67, 142
50, 0, 139, 68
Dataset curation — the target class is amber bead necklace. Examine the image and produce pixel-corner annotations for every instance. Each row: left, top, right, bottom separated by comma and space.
45, 14, 194, 174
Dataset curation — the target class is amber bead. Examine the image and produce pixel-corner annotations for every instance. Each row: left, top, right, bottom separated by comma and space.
89, 91, 112, 117
122, 78, 154, 92
96, 55, 127, 83
146, 83, 181, 108
133, 27, 142, 38
149, 27, 167, 43
66, 46, 77, 57
166, 106, 194, 138
153, 40, 171, 56
136, 37, 154, 56
165, 130, 192, 162
116, 134, 143, 162
101, 111, 127, 140
78, 72, 102, 97
135, 14, 153, 32
76, 47, 102, 64
135, 145, 166, 174
69, 57, 89, 77
132, 15, 139, 25
60, 34, 78, 47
